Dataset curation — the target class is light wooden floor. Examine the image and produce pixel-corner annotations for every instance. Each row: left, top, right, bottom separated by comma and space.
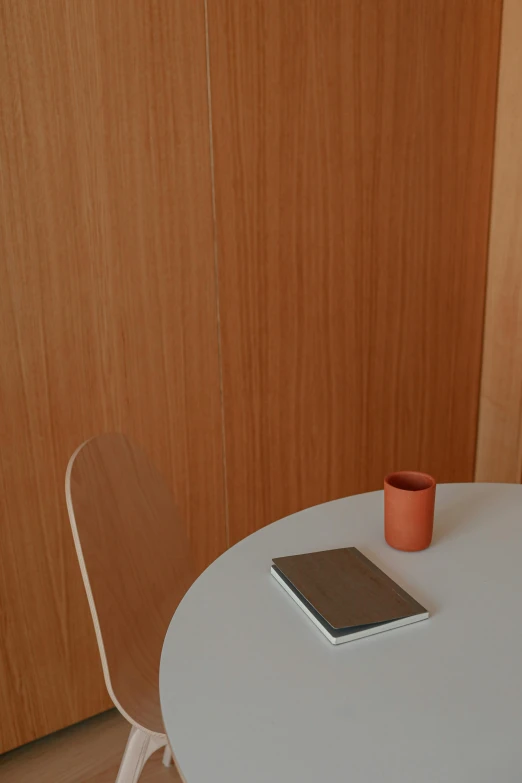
0, 710, 181, 783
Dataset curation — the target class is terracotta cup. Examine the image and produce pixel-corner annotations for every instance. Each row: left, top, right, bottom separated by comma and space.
384, 471, 436, 551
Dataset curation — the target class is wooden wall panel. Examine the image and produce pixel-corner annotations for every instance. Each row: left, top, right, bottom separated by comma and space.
476, 0, 522, 484
0, 1, 224, 753
207, 0, 502, 544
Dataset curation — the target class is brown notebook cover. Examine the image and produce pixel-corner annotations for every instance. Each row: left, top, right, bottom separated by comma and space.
271, 547, 428, 643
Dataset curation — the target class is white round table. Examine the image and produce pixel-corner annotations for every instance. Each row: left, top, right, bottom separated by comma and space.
160, 483, 522, 783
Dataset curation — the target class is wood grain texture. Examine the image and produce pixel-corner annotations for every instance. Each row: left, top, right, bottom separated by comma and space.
0, 0, 223, 753
207, 0, 502, 544
66, 434, 195, 735
0, 709, 181, 783
476, 0, 522, 483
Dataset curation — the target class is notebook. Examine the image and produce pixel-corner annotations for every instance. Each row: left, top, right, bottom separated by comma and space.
271, 547, 429, 645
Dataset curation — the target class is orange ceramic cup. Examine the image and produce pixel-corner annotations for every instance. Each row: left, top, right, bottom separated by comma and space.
384, 471, 436, 551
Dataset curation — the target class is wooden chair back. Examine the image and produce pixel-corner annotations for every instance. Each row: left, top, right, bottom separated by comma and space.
65, 433, 195, 734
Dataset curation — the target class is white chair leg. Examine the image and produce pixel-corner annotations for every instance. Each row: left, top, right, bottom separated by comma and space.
116, 726, 163, 783
143, 733, 167, 765
162, 744, 173, 767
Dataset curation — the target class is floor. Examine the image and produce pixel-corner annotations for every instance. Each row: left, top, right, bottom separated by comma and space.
0, 710, 181, 783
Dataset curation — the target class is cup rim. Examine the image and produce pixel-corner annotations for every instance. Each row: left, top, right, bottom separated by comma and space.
384, 470, 435, 492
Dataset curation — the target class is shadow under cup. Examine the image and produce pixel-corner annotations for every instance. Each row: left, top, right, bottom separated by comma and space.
384, 471, 436, 551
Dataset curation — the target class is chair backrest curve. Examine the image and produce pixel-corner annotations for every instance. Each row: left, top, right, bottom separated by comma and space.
65, 433, 195, 733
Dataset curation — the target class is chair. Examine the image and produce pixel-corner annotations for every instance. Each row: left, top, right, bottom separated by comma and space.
65, 433, 195, 782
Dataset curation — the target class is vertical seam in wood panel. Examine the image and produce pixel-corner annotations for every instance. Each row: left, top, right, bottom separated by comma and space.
204, 0, 230, 547
474, 0, 506, 481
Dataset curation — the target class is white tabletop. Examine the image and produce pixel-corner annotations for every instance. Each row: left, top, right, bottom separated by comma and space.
160, 483, 522, 783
